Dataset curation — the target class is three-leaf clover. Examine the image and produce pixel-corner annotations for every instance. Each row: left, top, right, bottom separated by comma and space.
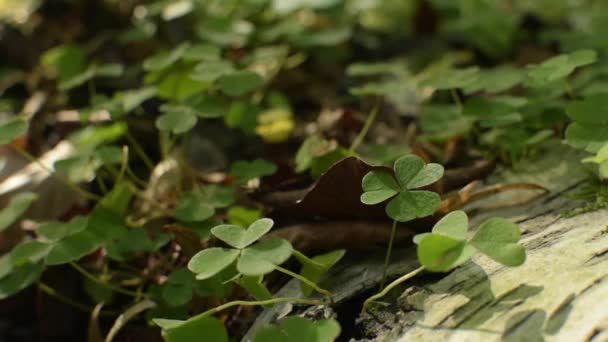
414, 211, 526, 272
361, 154, 444, 222
188, 218, 293, 279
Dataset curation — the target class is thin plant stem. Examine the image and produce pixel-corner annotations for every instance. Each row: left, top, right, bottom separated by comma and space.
350, 98, 380, 153
191, 297, 328, 322
70, 262, 142, 298
362, 266, 425, 313
450, 89, 462, 110
12, 146, 101, 201
126, 133, 155, 171
37, 282, 116, 316
380, 220, 398, 289
275, 265, 333, 300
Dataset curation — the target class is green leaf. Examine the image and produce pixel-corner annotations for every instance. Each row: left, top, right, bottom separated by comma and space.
463, 66, 523, 94
471, 218, 526, 267
175, 191, 215, 222
360, 171, 400, 205
0, 192, 38, 232
99, 181, 133, 215
310, 148, 353, 179
156, 112, 198, 135
565, 122, 608, 153
254, 316, 341, 342
406, 163, 444, 189
211, 218, 274, 249
297, 250, 345, 296
41, 45, 87, 82
417, 234, 471, 272
190, 60, 235, 82
0, 262, 44, 300
183, 44, 221, 62
386, 191, 441, 222
565, 94, 608, 126
217, 71, 264, 96
162, 268, 195, 306
10, 241, 52, 266
36, 216, 87, 241
143, 44, 189, 71
424, 67, 479, 90
155, 316, 228, 342
227, 206, 262, 227
237, 238, 293, 276
239, 275, 272, 302
231, 159, 277, 185
188, 248, 240, 280
295, 136, 334, 173
430, 210, 469, 241
0, 117, 28, 145
463, 98, 523, 128
45, 231, 102, 265
527, 50, 597, 86
393, 155, 425, 189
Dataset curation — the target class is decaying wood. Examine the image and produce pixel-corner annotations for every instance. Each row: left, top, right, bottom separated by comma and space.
244, 144, 608, 342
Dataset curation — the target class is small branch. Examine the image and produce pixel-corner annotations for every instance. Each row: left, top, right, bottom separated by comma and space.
70, 262, 142, 298
380, 220, 398, 289
126, 133, 155, 171
191, 297, 328, 322
105, 299, 157, 342
362, 266, 425, 313
37, 282, 116, 316
350, 98, 381, 153
275, 265, 333, 300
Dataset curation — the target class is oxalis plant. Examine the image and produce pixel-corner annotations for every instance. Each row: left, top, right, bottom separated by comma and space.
360, 154, 527, 311
154, 218, 343, 340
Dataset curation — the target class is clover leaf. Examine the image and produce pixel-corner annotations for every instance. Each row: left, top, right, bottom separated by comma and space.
188, 219, 294, 279
565, 94, 608, 153
230, 159, 277, 185
424, 67, 480, 90
156, 111, 198, 135
415, 211, 526, 272
0, 117, 28, 145
470, 217, 526, 267
0, 192, 38, 232
155, 316, 228, 342
361, 154, 443, 222
212, 218, 274, 249
217, 71, 264, 96
294, 250, 345, 296
254, 316, 341, 342
526, 49, 597, 87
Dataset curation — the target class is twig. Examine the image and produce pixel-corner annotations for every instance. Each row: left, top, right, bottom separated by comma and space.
362, 266, 425, 313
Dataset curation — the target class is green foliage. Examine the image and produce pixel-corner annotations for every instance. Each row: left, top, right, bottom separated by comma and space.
414, 211, 526, 272
294, 250, 345, 296
254, 316, 341, 342
0, 117, 28, 145
361, 154, 443, 222
188, 219, 293, 278
0, 192, 38, 232
231, 159, 277, 185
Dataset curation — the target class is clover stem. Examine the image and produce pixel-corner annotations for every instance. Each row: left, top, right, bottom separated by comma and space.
379, 219, 398, 289
12, 145, 101, 201
126, 132, 155, 171
37, 282, 117, 316
274, 265, 333, 300
189, 297, 328, 321
70, 262, 142, 298
450, 88, 462, 110
350, 97, 380, 153
362, 266, 425, 313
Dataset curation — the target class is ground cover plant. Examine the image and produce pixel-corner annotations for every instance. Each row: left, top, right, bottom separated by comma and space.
1, 0, 608, 341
